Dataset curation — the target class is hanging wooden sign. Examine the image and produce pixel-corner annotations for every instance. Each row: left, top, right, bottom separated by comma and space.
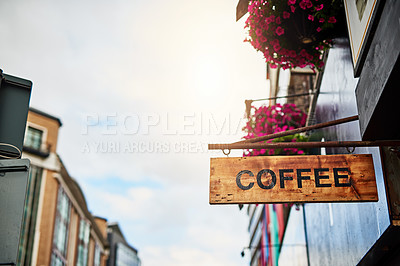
210, 154, 378, 204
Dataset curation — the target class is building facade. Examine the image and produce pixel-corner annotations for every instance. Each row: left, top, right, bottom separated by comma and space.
106, 223, 141, 266
237, 1, 400, 265
244, 65, 314, 265
18, 108, 109, 265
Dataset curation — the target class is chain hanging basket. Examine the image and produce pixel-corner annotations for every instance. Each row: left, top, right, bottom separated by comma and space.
245, 0, 345, 70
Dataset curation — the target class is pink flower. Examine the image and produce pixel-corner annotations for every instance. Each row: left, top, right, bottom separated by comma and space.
290, 5, 296, 12
308, 15, 314, 21
256, 28, 262, 36
299, 1, 307, 9
328, 16, 337, 23
316, 27, 322, 32
319, 18, 325, 23
279, 48, 286, 56
275, 26, 284, 36
270, 63, 278, 69
270, 39, 279, 46
269, 15, 275, 22
288, 0, 296, 5
283, 11, 290, 19
289, 50, 296, 57
299, 49, 307, 57
260, 35, 267, 42
273, 43, 281, 51
264, 51, 271, 60
265, 16, 274, 24
316, 4, 323, 11
276, 16, 281, 24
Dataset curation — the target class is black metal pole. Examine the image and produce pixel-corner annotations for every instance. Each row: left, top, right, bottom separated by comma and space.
249, 92, 314, 102
208, 140, 400, 150
234, 115, 359, 144
302, 205, 311, 266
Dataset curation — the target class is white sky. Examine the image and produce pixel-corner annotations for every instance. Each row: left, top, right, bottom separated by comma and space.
0, 0, 270, 265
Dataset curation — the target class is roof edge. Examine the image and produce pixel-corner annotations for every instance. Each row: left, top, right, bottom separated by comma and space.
29, 107, 62, 127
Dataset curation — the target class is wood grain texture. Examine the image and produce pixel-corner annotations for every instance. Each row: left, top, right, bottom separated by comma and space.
210, 154, 378, 204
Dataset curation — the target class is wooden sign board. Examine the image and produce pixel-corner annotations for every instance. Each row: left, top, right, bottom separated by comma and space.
210, 154, 378, 204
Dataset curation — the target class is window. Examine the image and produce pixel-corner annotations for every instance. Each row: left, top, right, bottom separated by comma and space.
94, 243, 101, 266
76, 219, 90, 266
25, 126, 43, 150
116, 243, 140, 266
51, 187, 70, 266
18, 165, 43, 265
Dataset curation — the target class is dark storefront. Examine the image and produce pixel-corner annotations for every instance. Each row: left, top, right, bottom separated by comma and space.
235, 0, 400, 265
283, 1, 400, 265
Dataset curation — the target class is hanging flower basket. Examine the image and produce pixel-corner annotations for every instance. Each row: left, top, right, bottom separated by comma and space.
245, 0, 344, 70
243, 103, 308, 156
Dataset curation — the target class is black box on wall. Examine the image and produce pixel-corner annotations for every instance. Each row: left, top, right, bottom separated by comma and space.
0, 70, 32, 158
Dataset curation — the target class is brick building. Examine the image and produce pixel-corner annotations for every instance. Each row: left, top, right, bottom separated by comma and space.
18, 108, 109, 265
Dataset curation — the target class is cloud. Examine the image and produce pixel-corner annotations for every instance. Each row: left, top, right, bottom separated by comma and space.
0, 0, 269, 264
82, 181, 249, 266
142, 245, 242, 266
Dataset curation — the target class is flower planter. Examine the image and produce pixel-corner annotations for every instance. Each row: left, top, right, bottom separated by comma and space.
243, 103, 308, 156
245, 0, 346, 70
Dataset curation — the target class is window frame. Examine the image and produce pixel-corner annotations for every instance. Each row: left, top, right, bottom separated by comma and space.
51, 186, 71, 266
24, 122, 48, 151
76, 218, 91, 266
